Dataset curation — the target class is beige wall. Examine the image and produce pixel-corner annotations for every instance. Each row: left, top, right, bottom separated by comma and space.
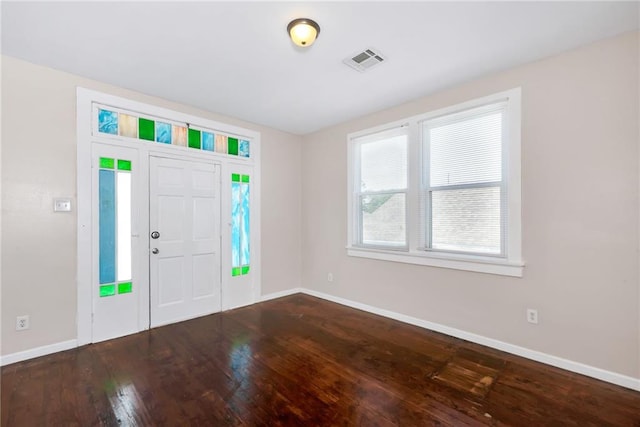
301, 32, 640, 378
1, 56, 302, 355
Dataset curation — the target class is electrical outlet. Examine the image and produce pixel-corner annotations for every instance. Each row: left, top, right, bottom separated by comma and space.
526, 309, 538, 324
16, 315, 30, 331
327, 273, 334, 282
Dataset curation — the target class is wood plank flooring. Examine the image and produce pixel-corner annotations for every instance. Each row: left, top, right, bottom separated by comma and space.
2, 294, 640, 426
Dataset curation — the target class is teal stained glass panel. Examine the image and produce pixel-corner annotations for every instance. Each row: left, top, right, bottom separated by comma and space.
98, 109, 118, 135
202, 132, 214, 151
139, 118, 155, 141
231, 182, 241, 268
228, 138, 239, 155
156, 122, 172, 144
188, 129, 201, 149
239, 140, 250, 158
99, 169, 116, 284
240, 183, 250, 266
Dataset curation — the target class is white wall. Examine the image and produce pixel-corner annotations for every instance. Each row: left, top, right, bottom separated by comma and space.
1, 56, 302, 356
301, 31, 640, 378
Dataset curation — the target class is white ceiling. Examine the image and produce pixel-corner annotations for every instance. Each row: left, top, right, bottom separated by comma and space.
2, 2, 638, 135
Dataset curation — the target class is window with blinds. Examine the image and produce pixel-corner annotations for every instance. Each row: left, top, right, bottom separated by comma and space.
423, 102, 506, 256
347, 88, 522, 276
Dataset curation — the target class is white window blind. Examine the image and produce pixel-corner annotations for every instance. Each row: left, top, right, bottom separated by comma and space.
355, 128, 408, 248
423, 101, 507, 256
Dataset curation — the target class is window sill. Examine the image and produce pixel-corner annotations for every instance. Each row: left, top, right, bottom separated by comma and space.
346, 246, 524, 277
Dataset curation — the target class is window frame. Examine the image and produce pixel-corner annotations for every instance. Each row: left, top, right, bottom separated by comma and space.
352, 126, 410, 251
347, 88, 523, 277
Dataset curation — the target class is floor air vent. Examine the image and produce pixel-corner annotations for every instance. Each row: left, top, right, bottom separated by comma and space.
343, 48, 386, 72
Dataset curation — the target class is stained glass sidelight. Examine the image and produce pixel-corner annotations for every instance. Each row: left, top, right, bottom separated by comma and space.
98, 157, 133, 297
231, 173, 250, 276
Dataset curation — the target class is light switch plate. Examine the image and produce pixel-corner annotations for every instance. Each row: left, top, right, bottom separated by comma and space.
54, 198, 72, 212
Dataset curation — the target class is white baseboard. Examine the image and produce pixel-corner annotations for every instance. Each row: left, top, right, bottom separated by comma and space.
1, 339, 78, 366
300, 288, 640, 392
259, 287, 303, 302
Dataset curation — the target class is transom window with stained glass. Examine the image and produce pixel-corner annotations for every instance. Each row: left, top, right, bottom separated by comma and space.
96, 106, 251, 158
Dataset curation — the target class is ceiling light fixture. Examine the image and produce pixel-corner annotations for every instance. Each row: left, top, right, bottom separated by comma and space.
287, 18, 320, 47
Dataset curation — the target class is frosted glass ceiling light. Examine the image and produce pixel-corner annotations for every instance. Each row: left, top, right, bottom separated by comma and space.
287, 18, 320, 47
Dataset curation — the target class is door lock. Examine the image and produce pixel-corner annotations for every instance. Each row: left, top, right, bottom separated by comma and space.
151, 231, 160, 239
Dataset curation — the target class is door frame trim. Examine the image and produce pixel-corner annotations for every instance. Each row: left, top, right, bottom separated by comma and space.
76, 88, 261, 346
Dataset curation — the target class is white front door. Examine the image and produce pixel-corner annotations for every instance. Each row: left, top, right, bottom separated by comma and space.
149, 156, 221, 327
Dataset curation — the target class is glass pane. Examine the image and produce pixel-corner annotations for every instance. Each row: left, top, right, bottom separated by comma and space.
431, 186, 501, 254
239, 140, 250, 158
241, 266, 250, 275
100, 284, 116, 297
360, 134, 407, 191
241, 175, 250, 183
202, 132, 214, 151
228, 137, 239, 155
215, 134, 228, 153
231, 173, 240, 182
188, 128, 201, 149
156, 122, 172, 144
98, 109, 118, 135
231, 182, 241, 268
361, 193, 406, 247
139, 118, 155, 141
117, 172, 132, 282
429, 111, 502, 186
119, 114, 138, 138
99, 169, 116, 284
232, 267, 242, 277
100, 157, 114, 169
241, 183, 250, 266
173, 125, 187, 146
117, 159, 131, 171
118, 282, 133, 294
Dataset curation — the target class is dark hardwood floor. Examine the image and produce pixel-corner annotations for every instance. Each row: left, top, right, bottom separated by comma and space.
2, 294, 639, 426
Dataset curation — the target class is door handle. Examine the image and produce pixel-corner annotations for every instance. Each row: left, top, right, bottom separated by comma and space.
151, 248, 159, 254
151, 231, 160, 239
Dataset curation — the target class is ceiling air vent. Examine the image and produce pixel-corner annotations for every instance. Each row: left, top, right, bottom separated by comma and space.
343, 48, 386, 72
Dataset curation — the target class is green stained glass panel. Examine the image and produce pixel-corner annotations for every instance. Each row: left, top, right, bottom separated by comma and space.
100, 284, 116, 297
117, 159, 132, 171
241, 175, 250, 183
228, 137, 239, 155
232, 173, 240, 182
100, 157, 115, 169
232, 267, 242, 277
188, 129, 201, 149
139, 118, 155, 141
118, 282, 133, 294
241, 266, 250, 275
